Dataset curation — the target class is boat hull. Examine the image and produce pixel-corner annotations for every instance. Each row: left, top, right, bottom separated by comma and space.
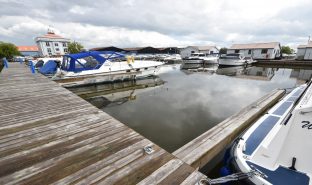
218, 58, 248, 66
182, 59, 203, 64
226, 84, 311, 185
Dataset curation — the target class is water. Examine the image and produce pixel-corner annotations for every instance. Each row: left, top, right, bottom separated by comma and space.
68, 64, 312, 153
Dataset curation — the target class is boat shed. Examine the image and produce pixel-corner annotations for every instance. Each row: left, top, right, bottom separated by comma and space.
296, 42, 312, 60
90, 46, 126, 53
179, 46, 219, 58
227, 42, 282, 60
91, 46, 179, 54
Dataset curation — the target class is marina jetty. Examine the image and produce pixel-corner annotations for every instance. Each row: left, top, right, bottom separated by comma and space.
0, 63, 205, 184
255, 59, 312, 68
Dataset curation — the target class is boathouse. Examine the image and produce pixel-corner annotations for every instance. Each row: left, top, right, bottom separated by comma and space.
179, 46, 219, 58
16, 45, 39, 57
35, 29, 70, 57
91, 46, 179, 54
296, 41, 312, 60
227, 42, 282, 60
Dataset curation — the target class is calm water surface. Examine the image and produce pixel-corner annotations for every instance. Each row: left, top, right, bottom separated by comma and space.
69, 64, 312, 152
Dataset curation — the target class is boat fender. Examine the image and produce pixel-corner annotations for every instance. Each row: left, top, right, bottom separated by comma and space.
289, 157, 297, 171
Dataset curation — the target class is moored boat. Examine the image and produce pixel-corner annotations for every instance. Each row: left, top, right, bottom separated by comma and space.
226, 81, 312, 185
51, 51, 164, 86
219, 53, 255, 66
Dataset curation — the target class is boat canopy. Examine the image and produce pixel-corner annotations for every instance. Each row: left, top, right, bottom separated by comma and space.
61, 51, 125, 72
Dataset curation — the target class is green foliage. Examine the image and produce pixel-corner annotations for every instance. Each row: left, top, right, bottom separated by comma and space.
281, 46, 294, 55
219, 47, 227, 54
0, 42, 20, 59
68, 41, 84, 54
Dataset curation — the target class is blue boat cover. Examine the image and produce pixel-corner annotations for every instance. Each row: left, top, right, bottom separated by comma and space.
39, 60, 57, 74
62, 51, 125, 73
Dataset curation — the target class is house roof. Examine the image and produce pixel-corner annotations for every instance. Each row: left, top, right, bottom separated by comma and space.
184, 46, 217, 51
229, 42, 280, 50
298, 45, 307, 49
196, 46, 217, 50
17, 46, 39, 52
297, 41, 312, 49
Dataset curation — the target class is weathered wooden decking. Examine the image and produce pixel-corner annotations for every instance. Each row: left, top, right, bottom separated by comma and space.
255, 60, 312, 69
0, 63, 205, 185
174, 89, 285, 169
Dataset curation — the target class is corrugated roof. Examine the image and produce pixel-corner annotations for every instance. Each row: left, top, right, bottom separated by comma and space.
229, 42, 280, 49
17, 46, 39, 52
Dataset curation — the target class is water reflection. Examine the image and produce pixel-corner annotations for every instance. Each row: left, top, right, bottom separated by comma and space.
217, 66, 275, 81
69, 65, 312, 153
68, 77, 165, 108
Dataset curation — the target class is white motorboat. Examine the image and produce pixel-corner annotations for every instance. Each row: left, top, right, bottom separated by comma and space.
219, 53, 255, 66
164, 54, 182, 61
182, 53, 205, 64
226, 81, 312, 185
203, 54, 219, 64
51, 51, 164, 85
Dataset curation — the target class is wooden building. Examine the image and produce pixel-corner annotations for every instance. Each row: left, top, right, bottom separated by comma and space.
227, 42, 282, 60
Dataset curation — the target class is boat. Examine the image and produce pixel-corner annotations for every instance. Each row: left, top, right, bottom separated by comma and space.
218, 53, 255, 66
164, 54, 182, 62
51, 51, 164, 86
182, 53, 206, 64
226, 81, 312, 184
203, 54, 219, 64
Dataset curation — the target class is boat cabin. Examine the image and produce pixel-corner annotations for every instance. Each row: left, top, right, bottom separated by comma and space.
61, 51, 125, 73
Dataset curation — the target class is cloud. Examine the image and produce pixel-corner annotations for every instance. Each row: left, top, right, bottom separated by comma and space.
0, 0, 311, 48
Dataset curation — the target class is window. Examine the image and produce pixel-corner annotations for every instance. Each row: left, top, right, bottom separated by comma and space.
261, 49, 268, 54
48, 53, 52, 56
55, 48, 60, 52
46, 42, 50, 46
47, 48, 51, 52
235, 49, 240, 53
63, 43, 67, 47
55, 43, 59, 47
210, 51, 213, 54
248, 50, 252, 54
64, 48, 68, 53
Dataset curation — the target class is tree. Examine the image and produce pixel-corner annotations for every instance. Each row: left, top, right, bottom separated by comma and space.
219, 47, 227, 54
68, 41, 84, 54
0, 42, 21, 59
281, 46, 293, 55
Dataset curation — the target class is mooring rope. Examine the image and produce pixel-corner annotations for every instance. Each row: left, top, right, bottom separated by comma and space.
197, 170, 264, 185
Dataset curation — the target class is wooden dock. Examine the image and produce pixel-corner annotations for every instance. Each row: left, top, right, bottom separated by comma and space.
255, 60, 312, 69
173, 89, 285, 169
0, 63, 206, 185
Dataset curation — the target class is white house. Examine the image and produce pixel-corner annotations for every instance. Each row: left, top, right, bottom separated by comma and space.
296, 42, 312, 60
179, 46, 219, 58
35, 29, 70, 57
227, 42, 282, 60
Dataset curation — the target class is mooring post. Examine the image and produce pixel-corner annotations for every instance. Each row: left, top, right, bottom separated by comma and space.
29, 60, 35, 74
3, 58, 8, 68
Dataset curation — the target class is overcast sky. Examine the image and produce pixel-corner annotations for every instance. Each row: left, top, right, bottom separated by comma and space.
0, 0, 311, 49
